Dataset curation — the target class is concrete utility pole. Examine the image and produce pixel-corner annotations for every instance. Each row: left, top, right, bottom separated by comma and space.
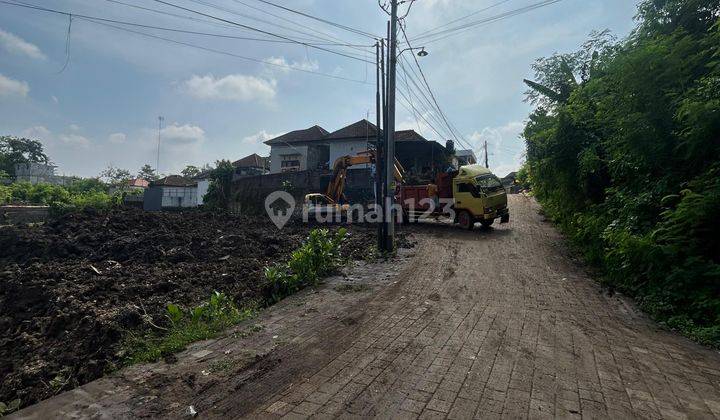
484, 140, 489, 168
384, 0, 398, 251
375, 40, 385, 252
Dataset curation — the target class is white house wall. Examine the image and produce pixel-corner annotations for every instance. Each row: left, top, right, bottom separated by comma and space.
196, 180, 210, 205
329, 140, 372, 169
160, 186, 197, 208
269, 145, 308, 174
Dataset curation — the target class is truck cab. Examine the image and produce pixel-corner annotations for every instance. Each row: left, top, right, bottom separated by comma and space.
452, 165, 509, 229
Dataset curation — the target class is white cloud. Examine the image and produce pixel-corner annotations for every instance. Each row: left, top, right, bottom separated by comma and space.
469, 121, 525, 152
0, 73, 29, 97
0, 28, 45, 60
468, 120, 526, 177
108, 133, 127, 144
21, 125, 51, 140
58, 134, 91, 148
51, 95, 59, 104
242, 130, 284, 145
161, 123, 206, 146
265, 56, 320, 73
69, 124, 81, 131
181, 74, 276, 102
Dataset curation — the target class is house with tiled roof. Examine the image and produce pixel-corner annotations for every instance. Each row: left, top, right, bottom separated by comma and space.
263, 120, 453, 176
143, 175, 198, 211
264, 125, 330, 173
233, 153, 269, 177
326, 119, 382, 171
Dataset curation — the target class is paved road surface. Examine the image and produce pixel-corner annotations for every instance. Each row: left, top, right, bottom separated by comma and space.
15, 195, 720, 419
245, 195, 720, 419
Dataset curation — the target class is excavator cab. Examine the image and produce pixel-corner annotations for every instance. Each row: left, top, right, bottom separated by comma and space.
303, 193, 349, 221
303, 150, 404, 223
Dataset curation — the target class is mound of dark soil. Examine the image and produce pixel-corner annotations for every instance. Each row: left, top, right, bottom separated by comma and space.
0, 209, 377, 409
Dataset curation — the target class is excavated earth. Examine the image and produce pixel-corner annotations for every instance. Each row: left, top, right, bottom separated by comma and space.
0, 208, 378, 409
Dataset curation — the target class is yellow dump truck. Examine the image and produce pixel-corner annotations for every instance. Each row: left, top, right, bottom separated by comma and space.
399, 164, 509, 229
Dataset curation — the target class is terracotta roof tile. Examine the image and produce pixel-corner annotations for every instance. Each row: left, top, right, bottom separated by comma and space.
263, 125, 328, 145
150, 175, 197, 187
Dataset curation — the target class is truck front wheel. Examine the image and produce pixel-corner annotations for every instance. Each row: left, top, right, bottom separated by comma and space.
458, 210, 474, 230
480, 218, 495, 229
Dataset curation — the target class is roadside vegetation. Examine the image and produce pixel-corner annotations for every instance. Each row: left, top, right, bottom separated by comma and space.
122, 228, 348, 365
0, 180, 131, 216
122, 292, 258, 365
522, 0, 720, 346
263, 228, 348, 303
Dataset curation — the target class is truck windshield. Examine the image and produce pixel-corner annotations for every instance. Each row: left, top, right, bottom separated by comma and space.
475, 175, 504, 193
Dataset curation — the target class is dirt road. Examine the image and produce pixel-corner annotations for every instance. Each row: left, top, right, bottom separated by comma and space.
14, 195, 720, 419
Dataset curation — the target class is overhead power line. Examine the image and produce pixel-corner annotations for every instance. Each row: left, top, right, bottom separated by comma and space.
399, 23, 473, 152
0, 0, 373, 84
396, 87, 449, 142
0, 1, 372, 48
411, 0, 514, 39
183, 0, 373, 57
397, 63, 457, 142
104, 0, 251, 32
229, 0, 375, 52
251, 0, 380, 39
397, 60, 454, 136
150, 0, 375, 64
92, 20, 374, 85
411, 0, 565, 45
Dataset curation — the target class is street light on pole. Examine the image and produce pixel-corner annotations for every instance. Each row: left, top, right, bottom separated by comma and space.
398, 46, 429, 57
380, 0, 428, 252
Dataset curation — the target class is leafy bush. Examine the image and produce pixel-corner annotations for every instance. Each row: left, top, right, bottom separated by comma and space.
123, 292, 256, 364
49, 191, 120, 217
523, 2, 720, 346
0, 185, 9, 205
265, 228, 347, 304
203, 160, 234, 209
0, 181, 121, 216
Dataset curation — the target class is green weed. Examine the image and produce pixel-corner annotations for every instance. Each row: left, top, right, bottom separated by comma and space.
264, 228, 347, 304
121, 292, 257, 365
0, 399, 21, 416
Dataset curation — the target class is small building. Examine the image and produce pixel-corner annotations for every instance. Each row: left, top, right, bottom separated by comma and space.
265, 125, 330, 173
109, 178, 149, 195
14, 162, 71, 185
233, 153, 269, 177
143, 175, 197, 211
456, 149, 478, 166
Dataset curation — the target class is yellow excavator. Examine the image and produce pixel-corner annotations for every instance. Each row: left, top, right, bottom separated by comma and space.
303, 150, 404, 219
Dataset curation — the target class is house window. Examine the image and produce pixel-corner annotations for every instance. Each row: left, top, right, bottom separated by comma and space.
280, 154, 301, 172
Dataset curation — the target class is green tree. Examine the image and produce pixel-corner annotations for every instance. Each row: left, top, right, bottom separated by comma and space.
137, 164, 159, 181
100, 165, 132, 187
0, 136, 49, 177
181, 165, 201, 179
203, 160, 235, 209
522, 0, 720, 346
67, 177, 106, 194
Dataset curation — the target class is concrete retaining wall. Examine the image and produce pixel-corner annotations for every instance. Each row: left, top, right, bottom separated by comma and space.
0, 205, 50, 224
228, 169, 375, 214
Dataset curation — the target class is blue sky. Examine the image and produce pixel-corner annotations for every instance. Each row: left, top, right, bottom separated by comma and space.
0, 0, 640, 178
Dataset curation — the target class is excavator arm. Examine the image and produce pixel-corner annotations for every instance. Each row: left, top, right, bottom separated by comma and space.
325, 150, 404, 204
